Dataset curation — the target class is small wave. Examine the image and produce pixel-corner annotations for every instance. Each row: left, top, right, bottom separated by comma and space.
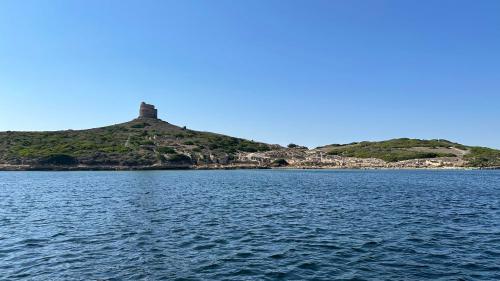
297, 261, 320, 270
193, 243, 217, 251
269, 253, 286, 259
235, 252, 253, 258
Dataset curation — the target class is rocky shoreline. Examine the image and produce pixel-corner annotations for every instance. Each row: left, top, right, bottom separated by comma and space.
1, 147, 498, 171
1, 163, 496, 171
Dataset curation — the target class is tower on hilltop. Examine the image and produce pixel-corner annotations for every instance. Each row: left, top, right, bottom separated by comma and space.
139, 102, 158, 119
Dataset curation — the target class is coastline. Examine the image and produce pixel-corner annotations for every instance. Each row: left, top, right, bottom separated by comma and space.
0, 164, 496, 171
2, 111, 498, 171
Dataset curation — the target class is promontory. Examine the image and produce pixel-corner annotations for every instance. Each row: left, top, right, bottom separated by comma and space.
0, 103, 499, 170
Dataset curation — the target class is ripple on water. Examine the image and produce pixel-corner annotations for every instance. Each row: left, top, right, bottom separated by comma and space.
0, 170, 499, 280
297, 261, 320, 270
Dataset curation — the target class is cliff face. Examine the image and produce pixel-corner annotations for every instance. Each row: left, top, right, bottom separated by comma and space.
0, 118, 499, 170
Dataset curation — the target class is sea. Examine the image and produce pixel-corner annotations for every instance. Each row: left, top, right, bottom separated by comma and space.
0, 170, 499, 280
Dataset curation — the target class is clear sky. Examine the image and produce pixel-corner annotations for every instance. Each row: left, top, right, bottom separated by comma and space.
1, 0, 499, 148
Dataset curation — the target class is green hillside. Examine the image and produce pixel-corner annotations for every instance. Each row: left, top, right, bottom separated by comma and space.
0, 118, 276, 167
1, 123, 499, 169
320, 138, 500, 167
464, 147, 500, 167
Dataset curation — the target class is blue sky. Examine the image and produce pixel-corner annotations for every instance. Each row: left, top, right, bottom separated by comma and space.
1, 0, 499, 148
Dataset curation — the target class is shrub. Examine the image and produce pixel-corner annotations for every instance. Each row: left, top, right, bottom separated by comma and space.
130, 122, 150, 129
239, 146, 257, 152
167, 153, 192, 164
158, 147, 176, 154
272, 158, 289, 167
39, 154, 78, 165
465, 147, 500, 167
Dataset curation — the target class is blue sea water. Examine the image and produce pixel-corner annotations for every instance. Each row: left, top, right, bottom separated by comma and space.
0, 170, 499, 280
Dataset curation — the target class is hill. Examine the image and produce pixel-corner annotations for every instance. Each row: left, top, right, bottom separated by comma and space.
234, 138, 500, 169
316, 138, 500, 167
0, 118, 278, 169
0, 103, 499, 170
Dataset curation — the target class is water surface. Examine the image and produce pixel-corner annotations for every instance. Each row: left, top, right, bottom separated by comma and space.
1, 170, 499, 280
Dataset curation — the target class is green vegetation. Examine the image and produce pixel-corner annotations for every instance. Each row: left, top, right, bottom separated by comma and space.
206, 136, 270, 153
130, 122, 150, 129
271, 158, 289, 167
166, 153, 192, 164
39, 154, 78, 165
326, 138, 467, 162
287, 143, 307, 149
465, 147, 500, 167
1, 120, 499, 168
157, 146, 176, 154
0, 118, 276, 167
341, 138, 466, 150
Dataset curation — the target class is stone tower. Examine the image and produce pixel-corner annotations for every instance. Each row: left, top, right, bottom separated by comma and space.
139, 102, 158, 119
